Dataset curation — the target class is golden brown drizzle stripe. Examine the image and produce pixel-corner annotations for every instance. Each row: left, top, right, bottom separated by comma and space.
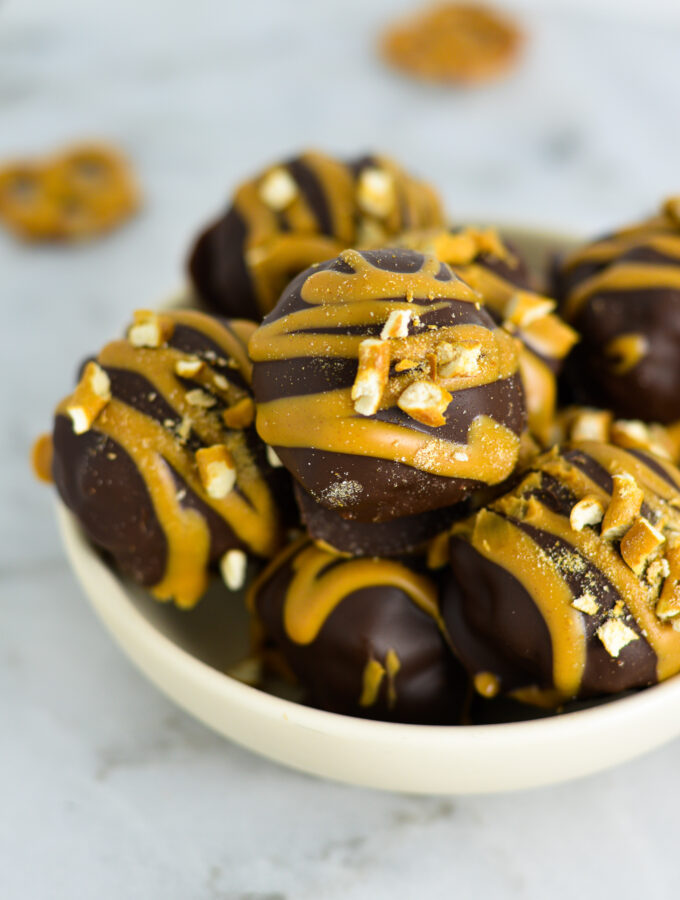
250, 250, 523, 485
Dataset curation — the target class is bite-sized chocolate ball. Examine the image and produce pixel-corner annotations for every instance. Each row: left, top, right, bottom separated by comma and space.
294, 481, 464, 557
249, 247, 526, 523
441, 440, 680, 706
50, 308, 285, 608
188, 150, 444, 320
249, 538, 466, 723
556, 197, 680, 424
390, 226, 579, 445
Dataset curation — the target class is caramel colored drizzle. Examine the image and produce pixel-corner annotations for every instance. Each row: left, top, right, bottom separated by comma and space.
31, 433, 54, 483
359, 649, 401, 708
562, 202, 680, 321
283, 542, 441, 645
56, 310, 279, 608
251, 251, 522, 485
459, 441, 680, 698
233, 151, 444, 315
469, 508, 587, 698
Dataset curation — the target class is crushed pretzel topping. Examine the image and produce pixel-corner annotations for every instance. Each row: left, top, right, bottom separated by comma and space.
380, 308, 412, 340
66, 361, 111, 434
128, 310, 174, 349
571, 593, 600, 616
620, 516, 666, 575
195, 444, 236, 499
397, 379, 452, 427
569, 408, 613, 443
504, 292, 556, 329
356, 167, 396, 219
185, 388, 217, 409
436, 340, 482, 378
596, 618, 639, 658
266, 446, 283, 468
221, 396, 255, 429
569, 496, 604, 532
174, 357, 204, 378
259, 167, 298, 211
351, 338, 391, 416
601, 473, 644, 541
220, 549, 248, 591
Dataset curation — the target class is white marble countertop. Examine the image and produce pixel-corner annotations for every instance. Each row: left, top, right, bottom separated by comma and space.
4, 0, 680, 896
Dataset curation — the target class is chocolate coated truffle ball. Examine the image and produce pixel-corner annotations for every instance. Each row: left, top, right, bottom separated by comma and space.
294, 481, 464, 557
556, 197, 680, 423
390, 226, 579, 445
188, 150, 444, 320
441, 440, 680, 706
249, 247, 526, 522
51, 309, 284, 608
249, 538, 466, 723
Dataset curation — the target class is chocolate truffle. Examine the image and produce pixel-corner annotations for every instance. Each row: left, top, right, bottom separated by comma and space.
390, 226, 579, 445
556, 197, 680, 423
188, 150, 444, 320
249, 538, 466, 723
294, 481, 465, 557
441, 441, 680, 706
50, 309, 284, 608
249, 247, 526, 522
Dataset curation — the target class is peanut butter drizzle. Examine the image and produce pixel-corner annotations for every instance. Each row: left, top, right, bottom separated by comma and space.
604, 333, 648, 374
562, 201, 680, 321
359, 658, 386, 707
283, 542, 441, 645
31, 433, 54, 483
56, 310, 279, 608
300, 248, 478, 306
251, 251, 522, 485
359, 650, 401, 708
467, 509, 586, 698
233, 152, 444, 315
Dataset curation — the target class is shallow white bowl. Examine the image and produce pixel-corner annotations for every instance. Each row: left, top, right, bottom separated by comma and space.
56, 227, 680, 794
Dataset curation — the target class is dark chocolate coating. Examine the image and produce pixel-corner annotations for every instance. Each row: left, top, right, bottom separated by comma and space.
556, 213, 680, 423
294, 481, 465, 557
251, 248, 526, 522
441, 442, 680, 704
52, 313, 284, 603
252, 540, 466, 723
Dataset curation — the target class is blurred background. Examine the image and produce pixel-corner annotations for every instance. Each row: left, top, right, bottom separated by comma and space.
3, 1, 680, 897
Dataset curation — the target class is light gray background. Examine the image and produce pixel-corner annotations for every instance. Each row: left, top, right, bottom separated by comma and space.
3, 1, 680, 897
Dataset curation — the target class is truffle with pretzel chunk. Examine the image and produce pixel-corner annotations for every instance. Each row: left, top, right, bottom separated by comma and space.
44, 309, 284, 608
441, 441, 680, 706
249, 537, 466, 722
188, 151, 444, 320
390, 226, 579, 445
249, 247, 526, 523
556, 197, 680, 423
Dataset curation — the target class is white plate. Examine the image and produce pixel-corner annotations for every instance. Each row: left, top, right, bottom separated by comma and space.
56, 227, 680, 794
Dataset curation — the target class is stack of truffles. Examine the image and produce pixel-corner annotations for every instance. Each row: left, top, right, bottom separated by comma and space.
37, 150, 680, 724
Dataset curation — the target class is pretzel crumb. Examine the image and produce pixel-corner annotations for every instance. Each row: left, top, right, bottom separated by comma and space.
196, 444, 236, 498
352, 338, 391, 416
128, 310, 174, 348
601, 473, 644, 541
220, 549, 248, 591
397, 379, 452, 427
569, 496, 604, 532
597, 618, 639, 658
66, 361, 111, 434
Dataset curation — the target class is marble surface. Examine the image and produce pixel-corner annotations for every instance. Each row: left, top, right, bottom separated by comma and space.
4, 0, 680, 896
